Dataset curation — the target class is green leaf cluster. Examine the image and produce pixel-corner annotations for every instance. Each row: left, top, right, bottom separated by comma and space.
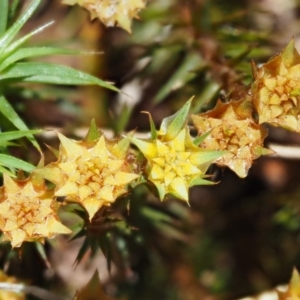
0, 0, 119, 176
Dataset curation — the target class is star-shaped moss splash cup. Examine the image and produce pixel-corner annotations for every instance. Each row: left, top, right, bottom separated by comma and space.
252, 39, 300, 132
131, 99, 223, 202
192, 99, 272, 178
0, 173, 71, 248
37, 122, 139, 220
62, 0, 146, 33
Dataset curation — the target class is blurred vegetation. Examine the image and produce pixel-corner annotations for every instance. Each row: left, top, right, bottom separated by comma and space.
2, 0, 300, 300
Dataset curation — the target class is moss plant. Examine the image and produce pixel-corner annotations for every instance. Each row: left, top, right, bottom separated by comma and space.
1, 0, 300, 299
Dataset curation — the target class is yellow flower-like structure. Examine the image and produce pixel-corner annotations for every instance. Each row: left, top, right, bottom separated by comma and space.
132, 128, 220, 202
252, 39, 300, 132
40, 133, 139, 220
62, 0, 146, 32
192, 99, 271, 178
0, 174, 71, 248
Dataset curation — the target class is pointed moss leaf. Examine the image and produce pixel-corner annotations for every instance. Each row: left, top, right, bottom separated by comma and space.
194, 150, 225, 165
17, 169, 26, 180
0, 0, 41, 55
2, 21, 54, 60
0, 45, 82, 72
0, 154, 35, 172
85, 119, 101, 142
282, 38, 296, 67
31, 167, 46, 187
36, 157, 45, 169
45, 144, 59, 158
0, 96, 41, 150
154, 52, 203, 103
160, 98, 192, 140
193, 129, 212, 146
112, 135, 130, 158
254, 146, 274, 156
0, 129, 41, 145
73, 237, 90, 266
0, 0, 8, 36
155, 183, 166, 201
190, 177, 215, 186
0, 62, 119, 92
142, 111, 157, 140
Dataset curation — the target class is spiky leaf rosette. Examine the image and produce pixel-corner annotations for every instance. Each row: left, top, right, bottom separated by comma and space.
0, 173, 71, 248
192, 99, 271, 178
277, 268, 300, 300
0, 270, 25, 300
132, 100, 223, 202
252, 39, 300, 132
38, 127, 139, 220
62, 0, 146, 33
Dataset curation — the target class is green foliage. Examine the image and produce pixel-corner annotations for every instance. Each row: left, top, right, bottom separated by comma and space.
0, 0, 118, 176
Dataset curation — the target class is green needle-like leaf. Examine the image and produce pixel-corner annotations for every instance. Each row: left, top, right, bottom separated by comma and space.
0, 0, 8, 36
0, 154, 35, 172
142, 111, 157, 140
0, 95, 41, 150
2, 21, 54, 60
85, 119, 101, 142
190, 177, 216, 186
0, 0, 41, 56
0, 47, 88, 72
191, 150, 225, 165
0, 62, 119, 92
0, 129, 41, 145
159, 98, 192, 140
193, 129, 212, 146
